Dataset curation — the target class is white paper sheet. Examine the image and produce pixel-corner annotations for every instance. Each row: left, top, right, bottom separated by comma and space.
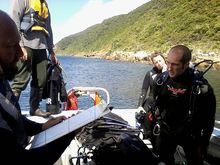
28, 100, 110, 148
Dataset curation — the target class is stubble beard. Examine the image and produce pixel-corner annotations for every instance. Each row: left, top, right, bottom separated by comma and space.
1, 62, 18, 81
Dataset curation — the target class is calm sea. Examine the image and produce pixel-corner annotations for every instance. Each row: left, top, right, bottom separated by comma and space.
19, 56, 220, 125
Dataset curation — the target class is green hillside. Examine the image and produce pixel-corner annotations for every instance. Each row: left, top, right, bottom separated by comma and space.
56, 0, 220, 56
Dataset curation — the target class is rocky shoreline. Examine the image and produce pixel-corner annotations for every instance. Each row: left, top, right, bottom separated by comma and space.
80, 50, 220, 70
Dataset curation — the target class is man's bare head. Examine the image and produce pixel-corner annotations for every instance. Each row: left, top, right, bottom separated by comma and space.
0, 10, 22, 80
166, 45, 191, 78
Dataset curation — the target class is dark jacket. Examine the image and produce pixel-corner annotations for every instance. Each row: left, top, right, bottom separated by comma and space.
0, 80, 73, 165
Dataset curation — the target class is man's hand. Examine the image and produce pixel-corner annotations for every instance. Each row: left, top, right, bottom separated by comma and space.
20, 47, 28, 60
135, 107, 146, 123
50, 51, 59, 65
137, 106, 145, 113
42, 116, 67, 130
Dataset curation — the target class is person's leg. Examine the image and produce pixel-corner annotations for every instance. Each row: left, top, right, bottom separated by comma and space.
29, 49, 50, 117
151, 129, 160, 155
158, 132, 177, 165
182, 136, 204, 165
11, 47, 32, 100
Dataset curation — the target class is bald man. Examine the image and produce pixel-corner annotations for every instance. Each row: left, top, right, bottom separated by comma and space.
154, 45, 216, 165
0, 10, 75, 165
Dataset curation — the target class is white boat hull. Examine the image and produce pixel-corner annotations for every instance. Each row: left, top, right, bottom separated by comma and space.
22, 87, 219, 165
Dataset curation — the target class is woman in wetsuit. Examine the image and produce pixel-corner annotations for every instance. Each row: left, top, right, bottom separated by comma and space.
137, 52, 167, 154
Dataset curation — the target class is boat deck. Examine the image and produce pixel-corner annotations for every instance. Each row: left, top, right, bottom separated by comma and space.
23, 108, 220, 165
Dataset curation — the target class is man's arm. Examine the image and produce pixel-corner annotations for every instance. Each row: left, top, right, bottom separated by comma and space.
45, 11, 59, 64
201, 86, 216, 145
138, 71, 151, 107
0, 127, 74, 164
11, 0, 27, 47
196, 84, 216, 159
45, 11, 54, 53
22, 116, 43, 136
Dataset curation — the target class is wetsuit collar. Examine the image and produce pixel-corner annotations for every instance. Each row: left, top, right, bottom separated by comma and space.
172, 68, 193, 83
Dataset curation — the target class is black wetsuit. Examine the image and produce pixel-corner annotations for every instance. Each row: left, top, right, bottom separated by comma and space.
137, 67, 162, 152
0, 80, 74, 165
138, 67, 162, 111
154, 68, 216, 165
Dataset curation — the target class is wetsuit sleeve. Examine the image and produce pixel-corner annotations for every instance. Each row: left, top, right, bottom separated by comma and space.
138, 71, 151, 107
192, 84, 216, 158
0, 128, 75, 165
22, 115, 43, 136
200, 86, 216, 147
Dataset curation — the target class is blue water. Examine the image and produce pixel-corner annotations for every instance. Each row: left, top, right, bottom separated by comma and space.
19, 56, 220, 123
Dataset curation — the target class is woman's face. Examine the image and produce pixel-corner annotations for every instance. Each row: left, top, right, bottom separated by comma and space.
152, 55, 166, 70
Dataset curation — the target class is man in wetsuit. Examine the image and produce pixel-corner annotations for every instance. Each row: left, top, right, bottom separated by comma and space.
154, 45, 216, 165
0, 10, 75, 165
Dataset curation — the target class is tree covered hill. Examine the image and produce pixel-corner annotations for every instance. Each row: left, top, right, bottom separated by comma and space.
55, 0, 220, 57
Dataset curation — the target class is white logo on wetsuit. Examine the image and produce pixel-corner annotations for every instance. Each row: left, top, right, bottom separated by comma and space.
167, 85, 187, 95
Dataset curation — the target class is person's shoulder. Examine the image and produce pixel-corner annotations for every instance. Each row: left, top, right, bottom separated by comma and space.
144, 69, 153, 77
190, 68, 214, 95
152, 71, 169, 94
155, 71, 169, 83
191, 68, 209, 85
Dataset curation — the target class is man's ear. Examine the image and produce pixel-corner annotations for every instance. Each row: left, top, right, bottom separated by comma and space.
184, 62, 189, 70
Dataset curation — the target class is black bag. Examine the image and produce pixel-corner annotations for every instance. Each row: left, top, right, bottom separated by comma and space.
93, 132, 156, 165
75, 112, 157, 165
42, 63, 68, 114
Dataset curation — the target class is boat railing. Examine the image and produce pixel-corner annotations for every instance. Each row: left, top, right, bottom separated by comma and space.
67, 86, 110, 105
